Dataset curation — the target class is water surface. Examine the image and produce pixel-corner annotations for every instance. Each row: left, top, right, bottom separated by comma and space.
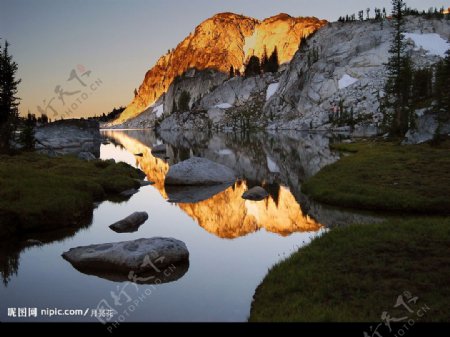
0, 130, 377, 322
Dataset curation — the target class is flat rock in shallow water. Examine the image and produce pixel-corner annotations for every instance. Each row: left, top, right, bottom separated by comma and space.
62, 237, 189, 283
165, 157, 236, 186
109, 212, 148, 233
119, 188, 139, 198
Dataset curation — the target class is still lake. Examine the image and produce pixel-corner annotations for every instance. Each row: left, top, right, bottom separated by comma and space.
0, 130, 379, 322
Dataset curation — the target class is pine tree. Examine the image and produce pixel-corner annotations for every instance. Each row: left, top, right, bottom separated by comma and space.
172, 97, 178, 113
178, 91, 191, 112
229, 65, 235, 78
358, 10, 364, 21
412, 67, 433, 103
434, 48, 450, 122
244, 55, 261, 77
19, 113, 36, 150
0, 40, 21, 152
267, 47, 280, 73
261, 46, 270, 73
384, 0, 411, 136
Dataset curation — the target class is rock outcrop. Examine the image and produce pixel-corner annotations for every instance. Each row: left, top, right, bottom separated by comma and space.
403, 111, 450, 144
35, 119, 101, 157
264, 17, 450, 133
110, 13, 326, 126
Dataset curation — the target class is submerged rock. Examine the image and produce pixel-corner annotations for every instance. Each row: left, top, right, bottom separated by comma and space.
25, 239, 43, 246
119, 188, 139, 198
62, 237, 190, 282
165, 157, 236, 186
137, 179, 155, 187
109, 212, 149, 233
242, 186, 269, 201
151, 144, 167, 154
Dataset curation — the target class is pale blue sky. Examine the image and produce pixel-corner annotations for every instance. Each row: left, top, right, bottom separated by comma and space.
0, 0, 448, 117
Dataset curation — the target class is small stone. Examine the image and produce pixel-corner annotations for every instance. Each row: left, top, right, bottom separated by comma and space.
242, 186, 269, 201
109, 212, 148, 233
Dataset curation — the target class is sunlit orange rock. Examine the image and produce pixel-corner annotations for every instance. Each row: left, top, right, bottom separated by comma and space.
113, 13, 327, 125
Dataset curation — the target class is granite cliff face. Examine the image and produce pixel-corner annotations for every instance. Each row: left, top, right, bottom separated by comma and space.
112, 13, 326, 125
264, 17, 450, 136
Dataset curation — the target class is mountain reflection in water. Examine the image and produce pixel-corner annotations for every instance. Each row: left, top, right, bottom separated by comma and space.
102, 130, 327, 238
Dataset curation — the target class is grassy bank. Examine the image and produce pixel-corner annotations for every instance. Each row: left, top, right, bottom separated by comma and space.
250, 140, 450, 322
250, 217, 450, 322
302, 140, 450, 213
0, 153, 143, 237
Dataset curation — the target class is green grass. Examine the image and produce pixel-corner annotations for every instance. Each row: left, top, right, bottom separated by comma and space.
0, 153, 143, 237
302, 140, 450, 213
249, 217, 450, 322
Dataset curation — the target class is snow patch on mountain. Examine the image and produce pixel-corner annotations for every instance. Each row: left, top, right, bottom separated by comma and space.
266, 82, 280, 101
214, 103, 233, 109
404, 33, 450, 57
338, 74, 359, 90
153, 104, 164, 118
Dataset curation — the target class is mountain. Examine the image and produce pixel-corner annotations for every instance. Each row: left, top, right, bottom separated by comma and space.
141, 16, 449, 144
112, 12, 327, 125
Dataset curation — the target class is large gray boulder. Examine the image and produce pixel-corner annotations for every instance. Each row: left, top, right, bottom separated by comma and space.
109, 212, 149, 233
242, 186, 269, 201
165, 157, 236, 185
62, 237, 189, 274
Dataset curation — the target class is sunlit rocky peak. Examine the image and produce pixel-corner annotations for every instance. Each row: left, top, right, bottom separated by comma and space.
112, 12, 327, 125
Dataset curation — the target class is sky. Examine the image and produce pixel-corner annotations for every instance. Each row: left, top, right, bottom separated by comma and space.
1, 0, 448, 118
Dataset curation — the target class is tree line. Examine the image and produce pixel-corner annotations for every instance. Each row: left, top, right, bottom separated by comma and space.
338, 5, 450, 23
